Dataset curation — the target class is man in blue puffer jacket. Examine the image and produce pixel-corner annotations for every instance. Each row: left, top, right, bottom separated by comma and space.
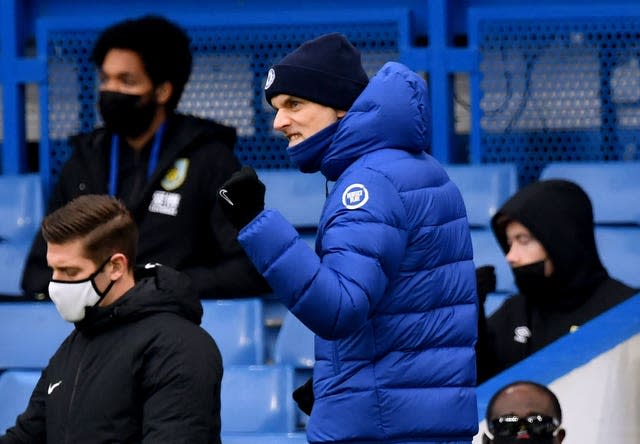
218, 33, 478, 443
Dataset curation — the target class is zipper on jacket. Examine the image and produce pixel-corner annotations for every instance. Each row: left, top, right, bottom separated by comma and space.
65, 336, 90, 444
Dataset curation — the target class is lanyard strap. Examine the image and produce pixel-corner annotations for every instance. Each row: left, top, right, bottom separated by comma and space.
108, 123, 166, 197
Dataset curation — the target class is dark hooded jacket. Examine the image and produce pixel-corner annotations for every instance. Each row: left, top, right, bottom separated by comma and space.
21, 113, 269, 300
477, 179, 637, 382
0, 265, 223, 444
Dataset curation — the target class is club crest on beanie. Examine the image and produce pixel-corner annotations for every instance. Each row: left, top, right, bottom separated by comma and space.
264, 33, 369, 111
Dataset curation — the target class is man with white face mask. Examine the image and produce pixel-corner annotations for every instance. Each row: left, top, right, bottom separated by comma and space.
0, 194, 223, 444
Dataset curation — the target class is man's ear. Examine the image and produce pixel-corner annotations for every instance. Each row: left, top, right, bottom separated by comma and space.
107, 253, 128, 281
556, 428, 566, 443
336, 109, 347, 119
156, 81, 173, 106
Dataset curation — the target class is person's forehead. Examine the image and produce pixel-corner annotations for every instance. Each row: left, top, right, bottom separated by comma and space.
101, 48, 147, 75
46, 238, 92, 267
491, 385, 555, 418
505, 220, 532, 237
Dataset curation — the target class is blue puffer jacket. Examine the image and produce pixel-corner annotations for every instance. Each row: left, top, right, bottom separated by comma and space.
239, 62, 478, 443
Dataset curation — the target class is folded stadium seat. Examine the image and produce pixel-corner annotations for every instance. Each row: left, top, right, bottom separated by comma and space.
274, 311, 315, 429
221, 364, 296, 434
540, 161, 640, 288
0, 174, 45, 296
221, 433, 308, 443
274, 311, 315, 377
200, 299, 265, 365
256, 169, 329, 361
0, 302, 73, 369
0, 370, 41, 433
444, 164, 519, 313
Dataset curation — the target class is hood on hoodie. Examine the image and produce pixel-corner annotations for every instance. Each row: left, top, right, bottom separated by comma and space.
491, 179, 608, 298
76, 265, 202, 333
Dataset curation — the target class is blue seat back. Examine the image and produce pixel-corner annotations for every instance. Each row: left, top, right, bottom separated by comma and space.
0, 303, 72, 369
595, 227, 640, 287
0, 174, 45, 296
258, 169, 326, 230
200, 299, 264, 366
540, 161, 640, 225
0, 174, 44, 242
274, 311, 315, 370
222, 433, 308, 443
0, 370, 41, 433
444, 164, 518, 227
221, 365, 296, 433
445, 164, 519, 292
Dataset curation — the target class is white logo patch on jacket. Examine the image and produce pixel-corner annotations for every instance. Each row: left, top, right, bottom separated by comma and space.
342, 183, 369, 209
149, 191, 182, 216
513, 326, 532, 344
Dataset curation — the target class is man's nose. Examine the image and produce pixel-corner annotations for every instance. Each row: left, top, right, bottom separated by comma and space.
505, 246, 519, 266
273, 110, 290, 131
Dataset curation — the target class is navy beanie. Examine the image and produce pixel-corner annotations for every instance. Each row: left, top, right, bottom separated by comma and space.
264, 33, 369, 111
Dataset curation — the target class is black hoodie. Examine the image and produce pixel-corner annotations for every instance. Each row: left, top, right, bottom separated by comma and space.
477, 180, 637, 383
1, 265, 223, 444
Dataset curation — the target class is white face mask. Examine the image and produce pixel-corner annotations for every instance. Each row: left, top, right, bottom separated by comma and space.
48, 257, 115, 322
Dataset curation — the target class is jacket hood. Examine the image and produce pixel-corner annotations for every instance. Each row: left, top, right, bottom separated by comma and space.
491, 179, 608, 297
76, 264, 203, 333
288, 62, 432, 181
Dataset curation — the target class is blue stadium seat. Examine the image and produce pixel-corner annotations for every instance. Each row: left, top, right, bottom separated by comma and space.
595, 227, 640, 288
0, 302, 72, 369
257, 169, 327, 249
274, 312, 314, 378
540, 161, 640, 287
540, 161, 640, 225
258, 169, 327, 230
444, 163, 518, 227
0, 174, 45, 296
221, 365, 296, 434
445, 164, 519, 293
273, 312, 315, 429
222, 433, 308, 443
200, 299, 265, 366
0, 370, 40, 433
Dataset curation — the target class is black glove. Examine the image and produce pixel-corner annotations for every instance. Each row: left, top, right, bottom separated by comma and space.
217, 166, 265, 229
475, 265, 496, 305
292, 376, 314, 416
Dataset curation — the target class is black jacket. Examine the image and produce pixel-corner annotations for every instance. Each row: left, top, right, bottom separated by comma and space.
0, 265, 223, 444
21, 114, 269, 299
477, 180, 637, 382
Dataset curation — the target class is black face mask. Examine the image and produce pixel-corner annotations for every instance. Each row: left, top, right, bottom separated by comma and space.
99, 90, 158, 138
512, 260, 562, 307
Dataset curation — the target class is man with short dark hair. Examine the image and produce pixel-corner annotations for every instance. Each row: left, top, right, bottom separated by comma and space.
1, 194, 222, 444
483, 381, 565, 444
21, 15, 269, 300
